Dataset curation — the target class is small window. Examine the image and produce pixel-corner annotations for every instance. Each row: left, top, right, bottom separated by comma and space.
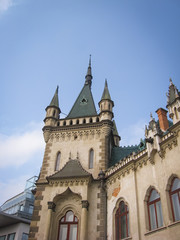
7, 233, 16, 240
89, 149, 94, 169
0, 236, 6, 240
29, 205, 34, 214
89, 118, 93, 123
53, 110, 56, 117
76, 119, 79, 124
115, 201, 130, 239
63, 121, 66, 126
55, 152, 61, 171
83, 119, 86, 124
57, 122, 60, 126
96, 117, 99, 122
22, 233, 29, 240
170, 178, 180, 222
148, 189, 163, 230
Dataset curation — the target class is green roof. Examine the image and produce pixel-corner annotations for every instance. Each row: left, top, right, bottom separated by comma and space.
49, 86, 59, 108
67, 84, 97, 118
47, 159, 91, 179
101, 79, 111, 101
110, 139, 146, 167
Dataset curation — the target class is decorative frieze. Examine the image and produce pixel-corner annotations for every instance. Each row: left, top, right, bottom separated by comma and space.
48, 178, 90, 187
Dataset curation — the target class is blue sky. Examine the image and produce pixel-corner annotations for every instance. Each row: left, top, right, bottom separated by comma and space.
0, 0, 180, 205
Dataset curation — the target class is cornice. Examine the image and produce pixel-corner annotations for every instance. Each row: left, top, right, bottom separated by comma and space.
48, 177, 92, 187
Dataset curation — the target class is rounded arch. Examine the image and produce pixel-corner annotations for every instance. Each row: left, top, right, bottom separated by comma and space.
89, 148, 94, 169
55, 151, 61, 171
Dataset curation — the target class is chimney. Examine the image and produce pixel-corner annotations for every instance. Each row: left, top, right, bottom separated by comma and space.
156, 108, 169, 131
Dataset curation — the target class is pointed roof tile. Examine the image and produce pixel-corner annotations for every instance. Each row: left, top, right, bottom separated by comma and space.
47, 159, 91, 180
49, 86, 59, 108
101, 79, 112, 101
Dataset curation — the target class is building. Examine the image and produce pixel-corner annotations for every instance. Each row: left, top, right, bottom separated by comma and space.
0, 176, 37, 240
29, 59, 180, 240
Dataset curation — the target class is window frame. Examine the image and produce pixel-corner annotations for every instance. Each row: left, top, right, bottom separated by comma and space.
89, 149, 94, 169
169, 177, 180, 222
55, 152, 61, 171
7, 233, 16, 240
57, 211, 78, 240
147, 189, 163, 230
115, 200, 130, 239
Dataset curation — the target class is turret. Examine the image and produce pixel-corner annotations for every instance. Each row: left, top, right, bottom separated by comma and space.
99, 79, 114, 121
112, 120, 121, 146
166, 78, 180, 124
44, 86, 61, 127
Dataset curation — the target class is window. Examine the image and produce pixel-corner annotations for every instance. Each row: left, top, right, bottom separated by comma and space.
89, 149, 94, 169
148, 189, 163, 230
53, 110, 56, 117
170, 178, 180, 221
115, 201, 129, 239
22, 233, 29, 240
55, 152, 61, 171
0, 236, 6, 240
7, 233, 15, 240
58, 211, 78, 240
29, 204, 34, 214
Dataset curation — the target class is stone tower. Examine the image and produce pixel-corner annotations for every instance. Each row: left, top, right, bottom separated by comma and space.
29, 58, 117, 240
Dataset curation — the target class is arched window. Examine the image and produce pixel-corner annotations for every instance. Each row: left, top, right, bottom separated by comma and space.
63, 121, 66, 126
170, 178, 180, 222
53, 110, 56, 117
83, 118, 86, 124
70, 120, 73, 125
76, 119, 79, 125
58, 211, 78, 240
115, 201, 129, 239
89, 117, 93, 123
89, 149, 94, 169
148, 189, 163, 230
55, 152, 61, 171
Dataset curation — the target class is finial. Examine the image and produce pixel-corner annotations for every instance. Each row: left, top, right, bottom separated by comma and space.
105, 79, 108, 87
89, 54, 91, 67
150, 112, 153, 121
169, 78, 173, 85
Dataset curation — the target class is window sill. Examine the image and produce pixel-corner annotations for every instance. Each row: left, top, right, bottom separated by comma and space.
168, 220, 180, 228
145, 226, 167, 235
121, 237, 132, 240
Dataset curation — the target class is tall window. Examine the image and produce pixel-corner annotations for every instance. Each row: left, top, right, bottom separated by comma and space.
55, 152, 61, 171
148, 189, 163, 230
170, 178, 180, 221
58, 211, 78, 240
115, 201, 129, 239
89, 149, 94, 169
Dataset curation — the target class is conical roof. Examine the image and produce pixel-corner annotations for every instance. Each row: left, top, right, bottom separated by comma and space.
67, 59, 97, 118
112, 120, 119, 136
101, 79, 111, 101
49, 86, 59, 108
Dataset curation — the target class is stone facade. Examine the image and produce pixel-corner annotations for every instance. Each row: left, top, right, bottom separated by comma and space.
29, 64, 180, 240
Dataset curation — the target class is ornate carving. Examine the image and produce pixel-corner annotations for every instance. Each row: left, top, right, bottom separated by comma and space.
82, 200, 89, 210
48, 201, 56, 212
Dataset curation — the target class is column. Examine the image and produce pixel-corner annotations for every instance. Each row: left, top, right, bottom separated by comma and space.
44, 201, 56, 240
80, 200, 89, 240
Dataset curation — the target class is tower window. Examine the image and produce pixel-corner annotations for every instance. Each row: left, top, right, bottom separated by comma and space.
115, 201, 130, 239
58, 211, 78, 240
90, 117, 93, 123
63, 121, 66, 126
70, 120, 73, 125
96, 117, 99, 122
55, 152, 61, 171
89, 149, 94, 169
76, 119, 79, 124
147, 189, 163, 230
53, 110, 56, 117
170, 178, 180, 222
83, 119, 86, 124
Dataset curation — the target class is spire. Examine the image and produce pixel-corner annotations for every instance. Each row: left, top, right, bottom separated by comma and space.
85, 55, 93, 86
112, 120, 119, 136
101, 79, 112, 101
167, 78, 180, 106
49, 86, 59, 108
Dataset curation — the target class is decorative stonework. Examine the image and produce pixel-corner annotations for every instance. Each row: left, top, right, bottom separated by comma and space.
48, 178, 91, 187
82, 200, 89, 209
48, 201, 56, 212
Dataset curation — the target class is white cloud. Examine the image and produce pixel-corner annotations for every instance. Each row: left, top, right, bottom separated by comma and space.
0, 122, 45, 168
120, 119, 147, 146
0, 0, 13, 12
0, 175, 30, 206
